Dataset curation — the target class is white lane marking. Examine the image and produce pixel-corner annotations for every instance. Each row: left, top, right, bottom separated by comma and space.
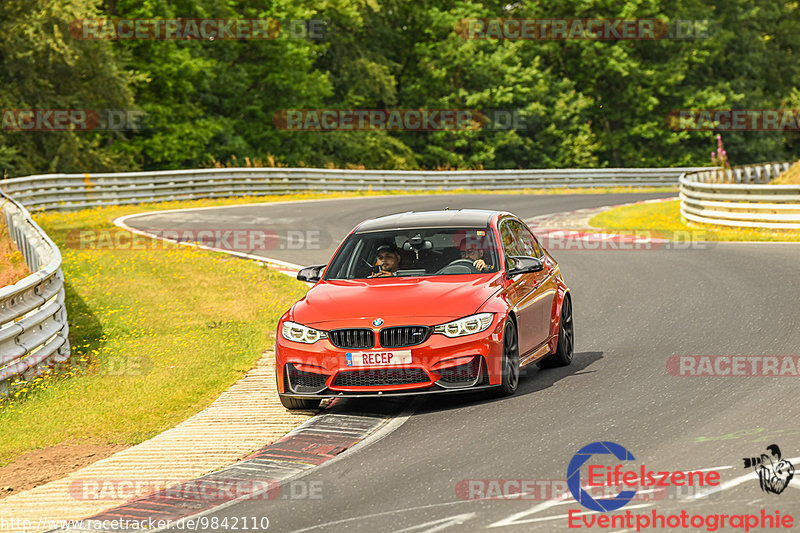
111, 196, 800, 533
284, 455, 790, 533
484, 458, 792, 529
489, 503, 654, 527
688, 455, 800, 500
525, 197, 800, 245
393, 513, 477, 533
112, 191, 435, 271
695, 465, 734, 473
287, 481, 606, 532
312, 397, 427, 466
485, 493, 572, 526
114, 193, 429, 216
483, 482, 634, 528
114, 213, 304, 276
114, 193, 664, 273
288, 501, 471, 533
145, 399, 426, 533
288, 489, 631, 533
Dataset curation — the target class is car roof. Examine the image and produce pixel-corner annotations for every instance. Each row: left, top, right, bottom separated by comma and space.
354, 209, 503, 233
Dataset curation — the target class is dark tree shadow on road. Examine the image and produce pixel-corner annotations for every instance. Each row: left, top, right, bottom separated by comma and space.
415, 350, 604, 414
329, 351, 603, 416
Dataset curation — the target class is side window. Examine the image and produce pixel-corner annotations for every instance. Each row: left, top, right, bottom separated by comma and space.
516, 222, 543, 258
532, 235, 543, 258
499, 221, 520, 257
532, 237, 543, 258
509, 220, 538, 257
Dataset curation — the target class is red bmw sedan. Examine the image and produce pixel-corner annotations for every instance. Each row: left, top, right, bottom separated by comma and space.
275, 209, 573, 409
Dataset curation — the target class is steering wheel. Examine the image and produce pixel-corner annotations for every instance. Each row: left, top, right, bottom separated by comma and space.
436, 258, 479, 275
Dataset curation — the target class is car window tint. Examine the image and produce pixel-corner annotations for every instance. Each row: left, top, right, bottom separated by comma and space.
500, 220, 521, 257
511, 220, 541, 258
324, 228, 499, 279
531, 235, 543, 258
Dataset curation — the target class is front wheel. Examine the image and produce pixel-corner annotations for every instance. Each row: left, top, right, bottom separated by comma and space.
279, 394, 320, 410
492, 319, 520, 397
538, 295, 574, 368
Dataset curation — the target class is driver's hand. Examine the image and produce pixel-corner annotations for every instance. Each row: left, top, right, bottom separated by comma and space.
370, 270, 394, 277
473, 259, 489, 271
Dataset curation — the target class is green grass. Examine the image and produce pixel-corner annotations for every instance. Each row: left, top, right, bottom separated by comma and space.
772, 160, 800, 184
0, 186, 677, 466
589, 199, 800, 241
0, 198, 315, 466
0, 215, 30, 286
25, 185, 679, 217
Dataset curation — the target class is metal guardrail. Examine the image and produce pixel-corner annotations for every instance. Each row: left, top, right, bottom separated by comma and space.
1, 167, 705, 211
0, 164, 706, 389
0, 192, 70, 393
679, 162, 800, 229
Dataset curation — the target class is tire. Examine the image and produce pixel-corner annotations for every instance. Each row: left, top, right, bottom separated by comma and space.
538, 295, 574, 369
492, 318, 520, 397
279, 394, 321, 410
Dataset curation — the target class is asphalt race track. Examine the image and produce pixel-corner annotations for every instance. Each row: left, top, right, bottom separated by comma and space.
125, 194, 800, 531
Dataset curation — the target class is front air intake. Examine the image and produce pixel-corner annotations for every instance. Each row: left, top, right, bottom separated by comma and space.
379, 326, 431, 348
328, 328, 375, 349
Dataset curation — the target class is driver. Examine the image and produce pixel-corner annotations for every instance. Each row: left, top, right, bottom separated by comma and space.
370, 244, 401, 277
460, 241, 493, 272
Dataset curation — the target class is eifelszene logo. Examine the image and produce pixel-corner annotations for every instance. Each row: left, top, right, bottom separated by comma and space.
567, 441, 637, 511
566, 441, 720, 512
743, 444, 794, 495
565, 441, 796, 531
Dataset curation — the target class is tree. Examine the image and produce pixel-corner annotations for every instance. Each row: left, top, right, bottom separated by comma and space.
0, 0, 135, 176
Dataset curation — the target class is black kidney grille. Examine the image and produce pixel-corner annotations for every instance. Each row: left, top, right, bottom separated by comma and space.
437, 356, 481, 384
332, 368, 430, 387
286, 364, 327, 393
379, 326, 431, 348
329, 328, 374, 349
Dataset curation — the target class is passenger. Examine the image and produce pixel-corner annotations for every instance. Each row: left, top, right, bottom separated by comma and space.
370, 244, 401, 277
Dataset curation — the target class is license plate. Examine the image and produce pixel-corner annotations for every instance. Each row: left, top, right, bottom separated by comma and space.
345, 350, 412, 367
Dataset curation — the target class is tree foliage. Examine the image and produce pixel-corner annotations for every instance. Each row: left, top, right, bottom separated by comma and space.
1, 0, 799, 176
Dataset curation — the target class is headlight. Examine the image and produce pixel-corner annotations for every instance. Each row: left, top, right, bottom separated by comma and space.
281, 321, 328, 344
433, 313, 494, 337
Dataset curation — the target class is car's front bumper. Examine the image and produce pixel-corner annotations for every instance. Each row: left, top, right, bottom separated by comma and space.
278, 381, 500, 399
275, 320, 504, 397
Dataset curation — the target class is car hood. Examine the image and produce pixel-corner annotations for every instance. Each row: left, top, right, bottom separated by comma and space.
292, 274, 504, 328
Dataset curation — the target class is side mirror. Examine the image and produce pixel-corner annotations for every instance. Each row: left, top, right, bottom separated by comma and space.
297, 264, 326, 283
506, 256, 544, 277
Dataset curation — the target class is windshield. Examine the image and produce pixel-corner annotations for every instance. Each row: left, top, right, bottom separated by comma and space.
324, 228, 500, 280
